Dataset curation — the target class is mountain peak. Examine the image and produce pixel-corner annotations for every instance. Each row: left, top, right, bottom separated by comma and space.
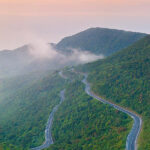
56, 27, 147, 56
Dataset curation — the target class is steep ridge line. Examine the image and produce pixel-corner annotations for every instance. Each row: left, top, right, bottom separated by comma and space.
31, 89, 65, 150
82, 73, 142, 150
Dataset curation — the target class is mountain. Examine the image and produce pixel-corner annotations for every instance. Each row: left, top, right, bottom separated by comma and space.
0, 44, 70, 78
0, 30, 149, 149
55, 27, 147, 56
78, 35, 150, 149
0, 45, 33, 77
0, 28, 146, 78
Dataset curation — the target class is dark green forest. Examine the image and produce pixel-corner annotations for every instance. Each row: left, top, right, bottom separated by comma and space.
46, 80, 132, 150
77, 35, 150, 149
56, 27, 146, 56
0, 69, 133, 150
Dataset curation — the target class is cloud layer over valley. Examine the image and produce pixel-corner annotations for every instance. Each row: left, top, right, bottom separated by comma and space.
0, 39, 104, 78
28, 39, 104, 64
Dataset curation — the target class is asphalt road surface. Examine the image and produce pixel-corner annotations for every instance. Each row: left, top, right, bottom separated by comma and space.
31, 90, 65, 150
82, 73, 142, 150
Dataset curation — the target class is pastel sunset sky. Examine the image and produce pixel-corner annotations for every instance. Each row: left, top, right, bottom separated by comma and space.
0, 0, 150, 49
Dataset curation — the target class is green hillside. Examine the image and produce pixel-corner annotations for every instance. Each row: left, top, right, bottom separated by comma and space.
0, 72, 67, 149
56, 27, 146, 56
46, 79, 132, 150
0, 70, 133, 150
78, 35, 150, 149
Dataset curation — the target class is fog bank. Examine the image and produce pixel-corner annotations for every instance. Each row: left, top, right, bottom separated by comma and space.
28, 40, 104, 65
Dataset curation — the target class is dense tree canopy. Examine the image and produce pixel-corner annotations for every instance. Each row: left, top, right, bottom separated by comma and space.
56, 28, 146, 56
46, 78, 132, 150
78, 35, 150, 149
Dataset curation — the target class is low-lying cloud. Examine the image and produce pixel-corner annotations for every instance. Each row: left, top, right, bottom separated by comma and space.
67, 49, 104, 64
0, 38, 104, 78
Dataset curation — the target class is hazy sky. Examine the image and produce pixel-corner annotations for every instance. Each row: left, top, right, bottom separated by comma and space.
0, 0, 150, 50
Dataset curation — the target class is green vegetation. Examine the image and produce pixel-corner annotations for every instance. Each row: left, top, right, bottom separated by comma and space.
78, 35, 150, 149
0, 33, 149, 150
0, 69, 133, 150
0, 72, 67, 150
56, 27, 146, 56
46, 80, 132, 150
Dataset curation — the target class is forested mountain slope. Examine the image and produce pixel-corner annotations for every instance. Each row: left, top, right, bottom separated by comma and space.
0, 72, 67, 150
55, 27, 146, 56
46, 78, 132, 150
0, 70, 133, 150
78, 35, 150, 150
0, 28, 146, 78
0, 29, 149, 150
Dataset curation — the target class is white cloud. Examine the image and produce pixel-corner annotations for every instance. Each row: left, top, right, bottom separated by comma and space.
27, 39, 104, 65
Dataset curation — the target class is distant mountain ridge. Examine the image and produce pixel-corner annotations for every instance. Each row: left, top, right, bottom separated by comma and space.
0, 44, 69, 78
0, 45, 33, 77
0, 27, 147, 77
0, 29, 149, 149
55, 27, 147, 55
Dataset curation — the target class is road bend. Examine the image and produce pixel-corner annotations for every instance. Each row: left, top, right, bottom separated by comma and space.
31, 90, 65, 150
82, 73, 142, 150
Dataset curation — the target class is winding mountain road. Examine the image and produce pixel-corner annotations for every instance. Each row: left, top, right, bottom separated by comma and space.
31, 70, 142, 150
82, 73, 142, 150
31, 90, 65, 150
